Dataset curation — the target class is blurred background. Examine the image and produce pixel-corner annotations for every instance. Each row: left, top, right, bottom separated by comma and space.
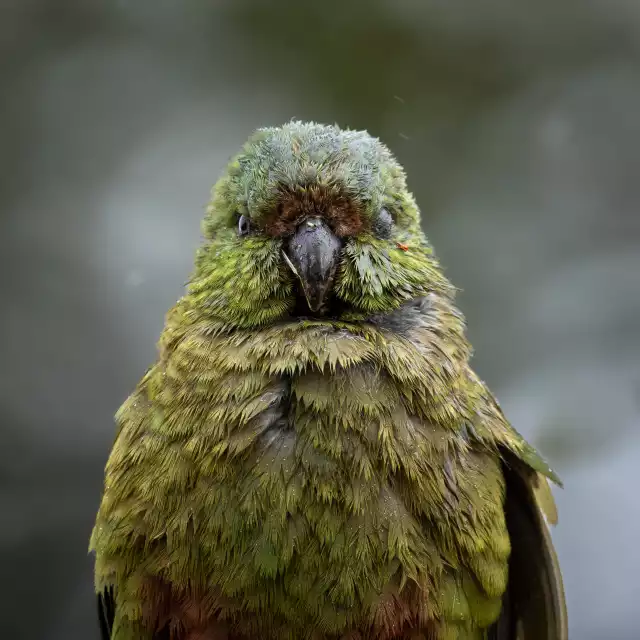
1, 1, 639, 638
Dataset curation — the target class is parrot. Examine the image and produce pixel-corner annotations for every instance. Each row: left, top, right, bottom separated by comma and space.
90, 121, 568, 640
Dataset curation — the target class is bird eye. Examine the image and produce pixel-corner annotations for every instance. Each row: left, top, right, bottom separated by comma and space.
373, 207, 394, 239
238, 214, 251, 237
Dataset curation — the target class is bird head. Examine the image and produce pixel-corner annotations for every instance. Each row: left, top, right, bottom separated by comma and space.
188, 121, 449, 329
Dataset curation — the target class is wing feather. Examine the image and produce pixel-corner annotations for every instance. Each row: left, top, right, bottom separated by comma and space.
489, 457, 568, 640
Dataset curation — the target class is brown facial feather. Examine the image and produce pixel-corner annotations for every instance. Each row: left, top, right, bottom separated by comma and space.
263, 184, 365, 238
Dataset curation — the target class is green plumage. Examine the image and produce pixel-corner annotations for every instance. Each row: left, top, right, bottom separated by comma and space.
91, 121, 566, 640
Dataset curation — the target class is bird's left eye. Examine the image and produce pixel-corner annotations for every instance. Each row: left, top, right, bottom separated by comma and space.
373, 207, 394, 239
238, 214, 251, 237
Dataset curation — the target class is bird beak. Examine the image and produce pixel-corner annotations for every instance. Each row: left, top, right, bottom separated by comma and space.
283, 217, 342, 313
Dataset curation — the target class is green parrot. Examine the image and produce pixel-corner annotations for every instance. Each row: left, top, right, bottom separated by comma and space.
91, 121, 567, 640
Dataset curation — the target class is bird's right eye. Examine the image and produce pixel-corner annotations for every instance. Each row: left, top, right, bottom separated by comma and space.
373, 207, 394, 239
238, 214, 251, 237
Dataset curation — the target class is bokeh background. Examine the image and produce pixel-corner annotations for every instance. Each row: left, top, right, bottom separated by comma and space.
2, 1, 639, 638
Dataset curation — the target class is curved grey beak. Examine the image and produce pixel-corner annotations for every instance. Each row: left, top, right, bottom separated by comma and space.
283, 217, 342, 313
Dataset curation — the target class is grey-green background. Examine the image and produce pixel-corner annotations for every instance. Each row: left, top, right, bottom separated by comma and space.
1, 1, 639, 638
